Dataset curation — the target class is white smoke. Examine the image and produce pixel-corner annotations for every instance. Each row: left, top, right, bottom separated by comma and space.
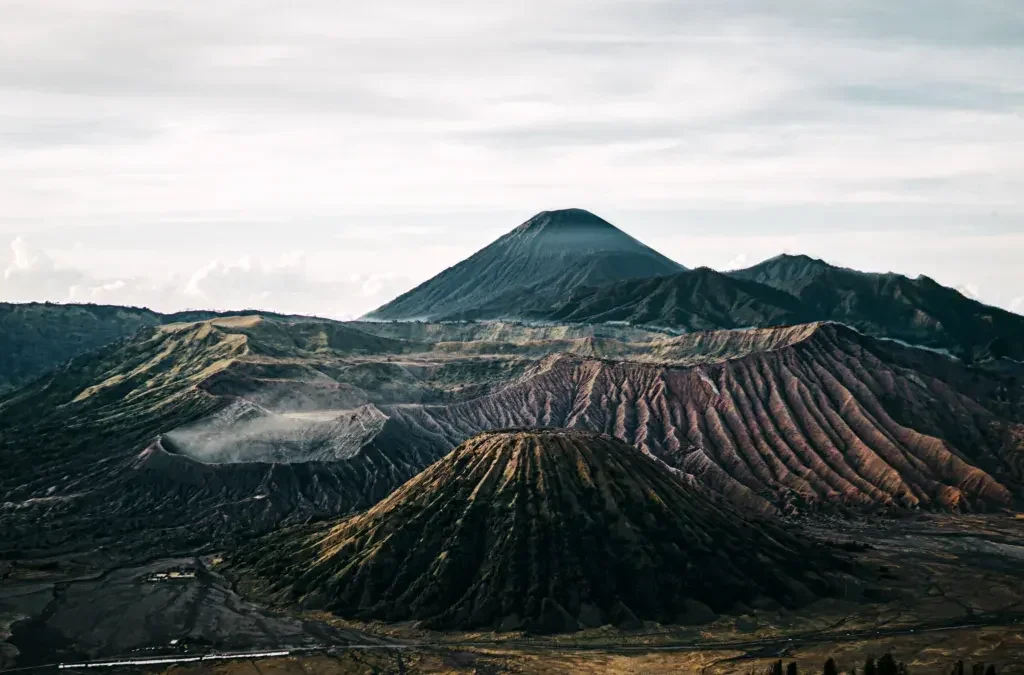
163, 399, 387, 464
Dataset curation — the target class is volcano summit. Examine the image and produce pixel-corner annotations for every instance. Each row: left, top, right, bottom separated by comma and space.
364, 208, 685, 322
231, 430, 849, 632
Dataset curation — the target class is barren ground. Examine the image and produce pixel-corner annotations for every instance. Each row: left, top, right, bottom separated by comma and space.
4, 514, 1024, 674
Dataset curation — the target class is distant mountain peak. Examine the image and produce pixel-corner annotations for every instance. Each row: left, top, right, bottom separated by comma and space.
729, 253, 847, 282
514, 208, 613, 232
365, 209, 684, 321
763, 253, 831, 267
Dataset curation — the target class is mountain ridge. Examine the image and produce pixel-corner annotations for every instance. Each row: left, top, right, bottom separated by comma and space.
727, 254, 1024, 361
513, 255, 1024, 363
377, 320, 1023, 514
0, 302, 325, 395
6, 226, 1021, 397
362, 211, 1022, 362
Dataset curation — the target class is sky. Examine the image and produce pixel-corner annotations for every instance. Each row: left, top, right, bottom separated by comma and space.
1, 0, 1022, 319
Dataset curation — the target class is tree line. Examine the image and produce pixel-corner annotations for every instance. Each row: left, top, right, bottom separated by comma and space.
752, 654, 998, 675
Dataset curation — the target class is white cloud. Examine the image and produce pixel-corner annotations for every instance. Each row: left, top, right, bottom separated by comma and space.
1010, 297, 1024, 316
2, 236, 85, 302
10, 237, 40, 271
0, 2, 1022, 315
1, 237, 413, 319
651, 229, 1024, 313
723, 253, 748, 271
955, 284, 981, 301
180, 252, 410, 318
2, 1, 1022, 223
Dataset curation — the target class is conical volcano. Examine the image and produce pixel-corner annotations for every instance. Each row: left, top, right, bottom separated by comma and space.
364, 209, 684, 321
232, 430, 847, 632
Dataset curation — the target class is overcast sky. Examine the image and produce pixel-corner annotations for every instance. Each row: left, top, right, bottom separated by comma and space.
2, 0, 1022, 318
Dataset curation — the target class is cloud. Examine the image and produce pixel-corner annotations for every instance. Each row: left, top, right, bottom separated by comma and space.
0, 2, 1022, 316
1, 237, 413, 319
651, 228, 1024, 313
2, 237, 85, 302
955, 284, 981, 301
181, 252, 409, 318
2, 1, 1022, 221
723, 253, 748, 271
1010, 297, 1024, 315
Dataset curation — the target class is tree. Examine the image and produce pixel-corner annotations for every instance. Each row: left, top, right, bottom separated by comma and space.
984, 667, 996, 675
951, 661, 965, 675
878, 653, 899, 675
865, 657, 877, 675
972, 664, 985, 675
787, 662, 798, 675
771, 660, 784, 675
824, 658, 839, 675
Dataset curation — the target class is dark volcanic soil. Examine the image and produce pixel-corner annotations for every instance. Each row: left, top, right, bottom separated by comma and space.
0, 556, 375, 668
231, 430, 853, 632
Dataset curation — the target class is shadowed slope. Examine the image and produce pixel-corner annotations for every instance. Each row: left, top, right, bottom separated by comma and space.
520, 256, 1024, 363
365, 209, 684, 321
232, 430, 847, 632
531, 266, 812, 330
728, 254, 1024, 362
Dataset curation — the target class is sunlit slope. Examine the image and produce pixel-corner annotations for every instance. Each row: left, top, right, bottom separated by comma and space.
0, 302, 316, 394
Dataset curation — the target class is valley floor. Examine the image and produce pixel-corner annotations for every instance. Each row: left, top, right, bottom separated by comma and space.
4, 513, 1024, 674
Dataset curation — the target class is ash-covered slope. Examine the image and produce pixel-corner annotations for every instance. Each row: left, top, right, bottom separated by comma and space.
364, 209, 685, 321
532, 266, 812, 330
232, 430, 847, 632
380, 323, 1024, 514
728, 254, 1024, 362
